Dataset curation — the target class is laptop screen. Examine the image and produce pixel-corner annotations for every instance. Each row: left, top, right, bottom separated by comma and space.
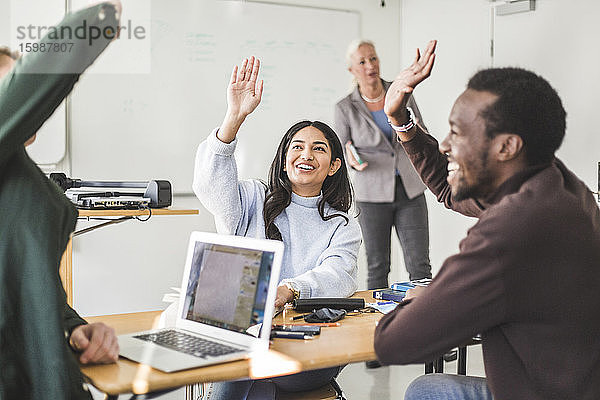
180, 241, 275, 334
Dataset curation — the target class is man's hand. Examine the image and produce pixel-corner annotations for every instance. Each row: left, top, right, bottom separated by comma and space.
404, 285, 428, 301
275, 285, 294, 309
384, 40, 437, 127
69, 323, 119, 364
345, 141, 368, 171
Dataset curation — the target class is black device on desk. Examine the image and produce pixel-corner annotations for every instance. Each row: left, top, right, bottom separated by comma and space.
49, 173, 172, 208
292, 298, 365, 312
373, 288, 406, 302
273, 325, 321, 335
270, 331, 315, 340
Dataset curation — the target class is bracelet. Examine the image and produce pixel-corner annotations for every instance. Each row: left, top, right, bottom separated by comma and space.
284, 282, 300, 301
388, 107, 415, 132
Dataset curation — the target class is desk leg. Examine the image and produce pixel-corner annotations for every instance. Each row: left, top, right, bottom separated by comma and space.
425, 361, 433, 374
458, 346, 467, 375
434, 357, 444, 373
59, 238, 73, 306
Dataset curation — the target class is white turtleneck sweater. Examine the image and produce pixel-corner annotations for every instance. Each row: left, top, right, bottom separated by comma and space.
193, 129, 360, 298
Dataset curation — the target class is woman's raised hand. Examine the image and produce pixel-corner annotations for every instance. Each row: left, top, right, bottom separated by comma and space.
384, 40, 436, 127
218, 56, 264, 143
227, 56, 263, 120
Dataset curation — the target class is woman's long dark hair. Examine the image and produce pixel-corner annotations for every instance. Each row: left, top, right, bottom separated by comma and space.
263, 120, 353, 241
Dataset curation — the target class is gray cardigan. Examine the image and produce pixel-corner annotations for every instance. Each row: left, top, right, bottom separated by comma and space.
334, 80, 427, 202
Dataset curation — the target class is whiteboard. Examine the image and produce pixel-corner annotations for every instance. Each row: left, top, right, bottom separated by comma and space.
1, 0, 67, 165
69, 0, 359, 193
493, 0, 599, 189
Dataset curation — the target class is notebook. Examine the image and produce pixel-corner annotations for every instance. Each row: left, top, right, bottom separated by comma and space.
118, 231, 283, 372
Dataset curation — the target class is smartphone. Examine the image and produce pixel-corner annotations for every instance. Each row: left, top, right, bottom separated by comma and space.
348, 143, 364, 165
272, 325, 321, 335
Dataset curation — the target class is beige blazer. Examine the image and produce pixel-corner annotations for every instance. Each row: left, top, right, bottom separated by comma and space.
334, 80, 427, 202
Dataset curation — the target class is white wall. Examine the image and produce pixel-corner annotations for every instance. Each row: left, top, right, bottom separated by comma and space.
492, 0, 600, 190
399, 0, 492, 275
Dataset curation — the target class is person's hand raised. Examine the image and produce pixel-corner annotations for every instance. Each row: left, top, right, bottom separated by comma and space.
384, 40, 436, 128
218, 56, 264, 143
227, 56, 264, 121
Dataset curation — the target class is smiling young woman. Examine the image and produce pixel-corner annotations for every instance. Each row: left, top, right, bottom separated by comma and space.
192, 56, 360, 400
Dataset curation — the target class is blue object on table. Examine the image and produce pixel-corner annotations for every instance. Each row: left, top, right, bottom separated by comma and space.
390, 281, 415, 292
373, 288, 406, 302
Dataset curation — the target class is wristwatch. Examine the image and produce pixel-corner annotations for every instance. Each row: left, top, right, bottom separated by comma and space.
284, 282, 300, 302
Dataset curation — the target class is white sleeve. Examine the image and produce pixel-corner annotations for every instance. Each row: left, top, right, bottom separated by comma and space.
284, 216, 361, 298
192, 128, 263, 235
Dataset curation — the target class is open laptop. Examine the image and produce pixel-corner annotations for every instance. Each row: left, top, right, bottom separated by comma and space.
118, 231, 283, 372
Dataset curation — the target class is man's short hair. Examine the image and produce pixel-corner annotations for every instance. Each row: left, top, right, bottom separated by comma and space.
0, 46, 20, 60
467, 67, 566, 165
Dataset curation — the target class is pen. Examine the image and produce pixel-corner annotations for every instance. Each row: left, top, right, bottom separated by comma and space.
271, 331, 315, 340
292, 314, 308, 320
348, 143, 364, 165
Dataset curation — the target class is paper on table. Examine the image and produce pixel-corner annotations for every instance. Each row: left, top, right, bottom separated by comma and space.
366, 302, 398, 314
159, 287, 181, 328
246, 323, 262, 337
161, 287, 180, 303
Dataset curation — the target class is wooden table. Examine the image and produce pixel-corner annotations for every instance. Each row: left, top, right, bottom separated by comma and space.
59, 208, 198, 306
81, 291, 381, 397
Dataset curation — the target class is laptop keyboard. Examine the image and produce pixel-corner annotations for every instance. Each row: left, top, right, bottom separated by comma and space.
134, 330, 241, 359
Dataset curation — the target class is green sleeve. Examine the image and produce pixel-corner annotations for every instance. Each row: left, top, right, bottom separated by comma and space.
64, 302, 87, 336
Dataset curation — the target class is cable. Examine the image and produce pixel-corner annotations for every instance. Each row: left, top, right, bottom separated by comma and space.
73, 216, 133, 237
74, 207, 153, 236
134, 206, 152, 222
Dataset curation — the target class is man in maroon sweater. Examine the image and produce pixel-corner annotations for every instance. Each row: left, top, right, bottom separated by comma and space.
375, 40, 600, 399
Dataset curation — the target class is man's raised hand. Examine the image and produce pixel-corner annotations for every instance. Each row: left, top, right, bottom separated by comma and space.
384, 40, 437, 126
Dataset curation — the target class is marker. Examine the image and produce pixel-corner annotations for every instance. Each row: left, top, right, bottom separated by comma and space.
271, 331, 315, 340
348, 143, 364, 165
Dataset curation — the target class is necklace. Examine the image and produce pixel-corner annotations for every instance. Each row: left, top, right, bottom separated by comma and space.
360, 90, 385, 103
